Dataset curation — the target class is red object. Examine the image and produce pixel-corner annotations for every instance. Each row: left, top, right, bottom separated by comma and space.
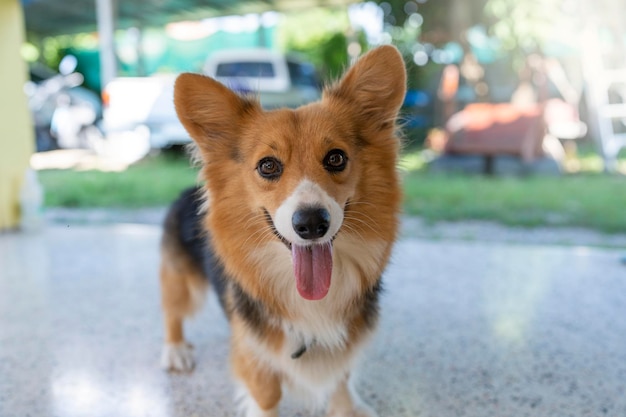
444, 103, 544, 161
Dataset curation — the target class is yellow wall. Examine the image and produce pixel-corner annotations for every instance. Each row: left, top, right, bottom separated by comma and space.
0, 0, 34, 230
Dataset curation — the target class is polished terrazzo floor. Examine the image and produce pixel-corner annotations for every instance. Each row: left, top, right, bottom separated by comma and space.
1, 223, 625, 417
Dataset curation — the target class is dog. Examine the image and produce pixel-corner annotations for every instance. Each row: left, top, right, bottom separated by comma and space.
159, 45, 406, 417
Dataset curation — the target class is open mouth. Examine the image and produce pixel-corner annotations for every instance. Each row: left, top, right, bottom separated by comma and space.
263, 208, 336, 301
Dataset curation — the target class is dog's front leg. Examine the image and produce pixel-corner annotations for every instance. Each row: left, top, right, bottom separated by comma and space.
232, 357, 281, 417
326, 376, 377, 417
231, 327, 282, 416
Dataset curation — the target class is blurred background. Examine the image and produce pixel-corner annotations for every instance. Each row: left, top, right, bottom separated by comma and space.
2, 0, 626, 232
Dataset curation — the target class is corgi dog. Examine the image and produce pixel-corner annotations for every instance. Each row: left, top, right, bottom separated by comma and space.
159, 45, 406, 417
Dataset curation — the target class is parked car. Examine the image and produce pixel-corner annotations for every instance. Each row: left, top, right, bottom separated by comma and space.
102, 49, 321, 149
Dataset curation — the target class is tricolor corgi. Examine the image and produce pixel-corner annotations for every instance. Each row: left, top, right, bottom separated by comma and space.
159, 45, 406, 417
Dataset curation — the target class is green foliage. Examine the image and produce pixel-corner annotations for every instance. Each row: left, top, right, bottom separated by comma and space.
318, 33, 349, 82
275, 8, 363, 82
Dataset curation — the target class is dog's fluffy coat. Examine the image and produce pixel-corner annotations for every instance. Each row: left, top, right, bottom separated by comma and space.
159, 45, 406, 417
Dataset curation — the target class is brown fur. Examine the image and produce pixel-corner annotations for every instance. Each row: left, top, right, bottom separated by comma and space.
160, 45, 406, 416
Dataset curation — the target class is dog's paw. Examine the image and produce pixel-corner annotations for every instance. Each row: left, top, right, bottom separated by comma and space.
160, 342, 194, 372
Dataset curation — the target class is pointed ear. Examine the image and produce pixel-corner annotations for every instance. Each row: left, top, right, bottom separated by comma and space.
325, 45, 406, 131
174, 73, 260, 160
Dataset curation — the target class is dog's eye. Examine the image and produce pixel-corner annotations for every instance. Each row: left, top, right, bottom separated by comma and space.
257, 157, 283, 180
323, 149, 347, 172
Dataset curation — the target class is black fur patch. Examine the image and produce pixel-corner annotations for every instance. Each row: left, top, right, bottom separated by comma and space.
165, 186, 207, 270
230, 281, 269, 335
166, 186, 229, 311
361, 280, 382, 330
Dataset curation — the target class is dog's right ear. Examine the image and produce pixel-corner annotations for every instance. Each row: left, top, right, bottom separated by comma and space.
174, 73, 260, 161
324, 45, 406, 138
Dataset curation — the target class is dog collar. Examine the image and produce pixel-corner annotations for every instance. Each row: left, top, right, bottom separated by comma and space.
291, 337, 317, 359
291, 344, 307, 359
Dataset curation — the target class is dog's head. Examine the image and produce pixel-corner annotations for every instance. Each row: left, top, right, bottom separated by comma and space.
174, 46, 406, 301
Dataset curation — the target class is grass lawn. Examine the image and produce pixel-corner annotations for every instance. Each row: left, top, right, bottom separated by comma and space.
37, 148, 626, 233
39, 150, 199, 208
402, 171, 626, 233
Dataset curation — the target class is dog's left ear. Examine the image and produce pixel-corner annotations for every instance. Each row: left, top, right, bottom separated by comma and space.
325, 45, 407, 131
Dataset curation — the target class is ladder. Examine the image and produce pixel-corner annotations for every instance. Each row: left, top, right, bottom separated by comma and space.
582, 18, 626, 172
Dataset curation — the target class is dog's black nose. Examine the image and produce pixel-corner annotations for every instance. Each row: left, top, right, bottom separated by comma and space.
292, 207, 330, 240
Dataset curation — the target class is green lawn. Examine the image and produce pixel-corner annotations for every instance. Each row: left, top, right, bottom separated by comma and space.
39, 151, 199, 208
402, 171, 626, 233
37, 149, 626, 233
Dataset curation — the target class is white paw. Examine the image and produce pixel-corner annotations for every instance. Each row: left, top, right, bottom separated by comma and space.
160, 342, 195, 372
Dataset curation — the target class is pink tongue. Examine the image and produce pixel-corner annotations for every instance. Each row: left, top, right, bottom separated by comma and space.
292, 244, 333, 300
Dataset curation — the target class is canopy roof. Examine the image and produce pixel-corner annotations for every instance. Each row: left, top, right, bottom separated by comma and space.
22, 0, 356, 36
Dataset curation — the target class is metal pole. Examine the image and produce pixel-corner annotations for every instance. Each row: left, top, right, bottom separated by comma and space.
96, 0, 117, 91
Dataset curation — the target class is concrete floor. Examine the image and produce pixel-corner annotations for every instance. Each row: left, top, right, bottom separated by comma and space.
1, 223, 626, 417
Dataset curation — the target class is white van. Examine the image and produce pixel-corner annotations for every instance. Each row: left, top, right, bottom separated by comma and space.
102, 49, 321, 149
